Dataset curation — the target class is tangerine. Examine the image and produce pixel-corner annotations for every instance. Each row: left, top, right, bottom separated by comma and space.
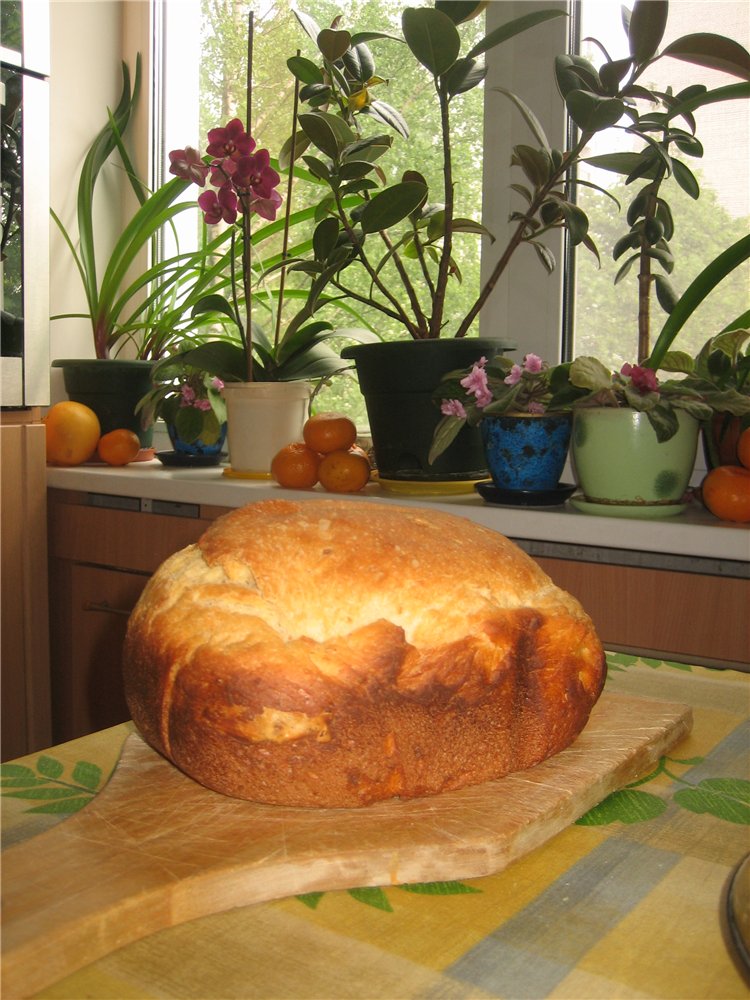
303, 412, 357, 454
701, 465, 750, 522
44, 400, 101, 466
318, 448, 370, 493
738, 427, 750, 471
97, 428, 141, 466
271, 443, 321, 489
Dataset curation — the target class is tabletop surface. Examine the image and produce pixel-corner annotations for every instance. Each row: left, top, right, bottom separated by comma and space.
2, 652, 749, 999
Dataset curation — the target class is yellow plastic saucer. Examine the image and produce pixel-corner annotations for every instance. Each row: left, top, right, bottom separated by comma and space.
378, 477, 486, 497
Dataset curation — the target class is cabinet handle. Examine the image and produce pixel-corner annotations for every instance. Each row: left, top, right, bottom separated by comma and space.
83, 601, 134, 617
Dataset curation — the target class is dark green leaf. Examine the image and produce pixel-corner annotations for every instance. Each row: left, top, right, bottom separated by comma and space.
672, 159, 700, 199
360, 181, 428, 234
576, 789, 667, 825
313, 217, 340, 261
443, 57, 487, 97
37, 755, 64, 779
554, 54, 602, 99
583, 151, 643, 176
348, 886, 393, 911
174, 406, 204, 444
628, 0, 668, 64
467, 9, 565, 61
566, 91, 626, 132
529, 240, 555, 274
512, 144, 551, 187
299, 111, 356, 160
600, 57, 634, 93
402, 7, 460, 76
365, 100, 409, 140
192, 294, 237, 324
662, 34, 750, 80
317, 28, 351, 63
278, 130, 311, 171
557, 201, 589, 245
613, 232, 640, 261
674, 778, 750, 824
301, 154, 332, 182
72, 761, 103, 791
435, 1, 487, 26
294, 9, 322, 47
342, 42, 375, 83
451, 217, 495, 243
287, 55, 324, 86
494, 87, 550, 152
654, 274, 679, 313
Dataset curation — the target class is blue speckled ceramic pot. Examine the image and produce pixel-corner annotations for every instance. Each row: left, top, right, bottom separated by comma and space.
481, 412, 572, 492
167, 421, 227, 457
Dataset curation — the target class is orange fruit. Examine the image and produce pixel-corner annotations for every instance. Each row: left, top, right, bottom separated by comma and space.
738, 427, 750, 470
271, 443, 321, 489
701, 465, 750, 522
44, 400, 101, 466
97, 428, 141, 466
303, 412, 357, 454
318, 448, 370, 493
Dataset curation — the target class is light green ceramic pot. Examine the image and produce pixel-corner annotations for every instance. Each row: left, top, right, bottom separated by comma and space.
571, 407, 699, 506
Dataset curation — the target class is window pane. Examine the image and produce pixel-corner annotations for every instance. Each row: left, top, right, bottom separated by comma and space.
572, 0, 750, 369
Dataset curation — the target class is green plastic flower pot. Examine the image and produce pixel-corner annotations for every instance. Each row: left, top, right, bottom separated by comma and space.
52, 359, 155, 448
571, 407, 699, 507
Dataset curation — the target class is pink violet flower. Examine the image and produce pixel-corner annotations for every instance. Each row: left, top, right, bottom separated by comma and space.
621, 362, 659, 394
210, 377, 224, 391
523, 353, 543, 373
234, 149, 280, 199
460, 362, 492, 408
441, 399, 467, 419
504, 363, 523, 386
194, 398, 212, 411
243, 189, 283, 222
168, 147, 209, 186
180, 384, 196, 406
527, 400, 546, 414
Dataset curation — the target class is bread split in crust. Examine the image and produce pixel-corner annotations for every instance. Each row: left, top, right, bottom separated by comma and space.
123, 498, 606, 808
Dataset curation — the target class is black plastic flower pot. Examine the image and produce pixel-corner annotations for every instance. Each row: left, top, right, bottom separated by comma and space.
340, 338, 514, 492
52, 359, 155, 448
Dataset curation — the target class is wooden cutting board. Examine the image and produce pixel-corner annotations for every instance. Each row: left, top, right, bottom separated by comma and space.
2, 691, 691, 999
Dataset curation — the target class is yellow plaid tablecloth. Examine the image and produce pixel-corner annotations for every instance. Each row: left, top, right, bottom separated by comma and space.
2, 653, 749, 999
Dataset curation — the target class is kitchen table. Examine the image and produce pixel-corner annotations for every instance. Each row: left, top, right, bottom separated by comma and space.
2, 652, 749, 999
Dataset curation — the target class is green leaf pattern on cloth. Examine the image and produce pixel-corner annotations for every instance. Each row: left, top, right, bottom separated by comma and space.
0, 756, 103, 815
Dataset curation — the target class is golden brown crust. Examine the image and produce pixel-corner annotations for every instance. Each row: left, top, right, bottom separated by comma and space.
123, 499, 605, 807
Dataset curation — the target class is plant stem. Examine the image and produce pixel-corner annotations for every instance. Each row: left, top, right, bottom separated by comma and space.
245, 10, 254, 381
275, 58, 301, 353
429, 79, 454, 339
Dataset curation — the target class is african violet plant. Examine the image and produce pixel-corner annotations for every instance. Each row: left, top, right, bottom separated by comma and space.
283, 1, 749, 355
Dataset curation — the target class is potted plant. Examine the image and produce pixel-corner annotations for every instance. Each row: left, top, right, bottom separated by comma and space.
135, 354, 227, 465
430, 352, 576, 497
50, 57, 231, 446
284, 2, 749, 489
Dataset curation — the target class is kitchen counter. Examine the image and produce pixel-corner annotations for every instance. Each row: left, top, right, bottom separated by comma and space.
47, 462, 750, 572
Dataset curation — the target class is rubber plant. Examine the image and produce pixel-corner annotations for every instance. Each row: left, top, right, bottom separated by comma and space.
282, 1, 749, 352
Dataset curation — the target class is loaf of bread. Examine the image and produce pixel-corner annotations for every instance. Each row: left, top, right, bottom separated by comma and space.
123, 498, 605, 808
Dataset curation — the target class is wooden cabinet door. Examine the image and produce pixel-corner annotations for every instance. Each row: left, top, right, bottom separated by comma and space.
49, 563, 149, 744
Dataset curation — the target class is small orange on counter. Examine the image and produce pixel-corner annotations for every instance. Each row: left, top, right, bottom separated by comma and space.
303, 412, 357, 454
97, 428, 141, 466
44, 400, 101, 466
701, 464, 750, 523
271, 443, 322, 489
318, 448, 371, 493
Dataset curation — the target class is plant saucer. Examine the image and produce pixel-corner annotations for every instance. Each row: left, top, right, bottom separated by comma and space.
156, 451, 223, 468
475, 481, 577, 507
569, 495, 689, 519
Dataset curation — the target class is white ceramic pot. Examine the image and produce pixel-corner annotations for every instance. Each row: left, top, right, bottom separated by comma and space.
223, 381, 311, 477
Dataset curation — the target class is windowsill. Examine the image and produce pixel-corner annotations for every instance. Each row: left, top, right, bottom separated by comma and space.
46, 462, 749, 572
